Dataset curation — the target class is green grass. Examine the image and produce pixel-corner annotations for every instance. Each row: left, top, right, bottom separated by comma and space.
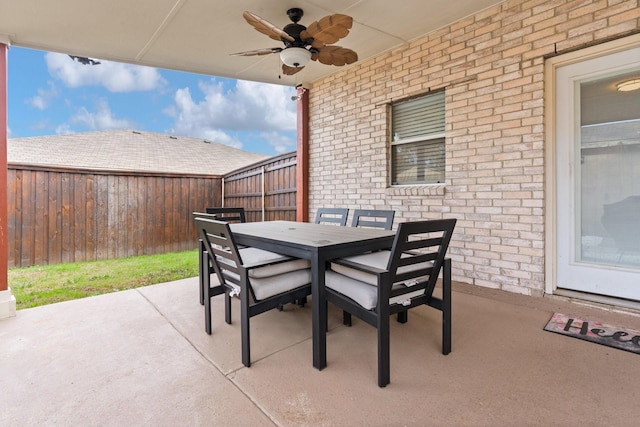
9, 250, 199, 310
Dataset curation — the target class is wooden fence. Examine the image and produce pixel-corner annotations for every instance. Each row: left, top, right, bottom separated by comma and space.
222, 151, 297, 222
7, 151, 297, 267
7, 165, 221, 267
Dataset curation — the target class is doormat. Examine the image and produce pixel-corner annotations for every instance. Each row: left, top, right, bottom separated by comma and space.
544, 313, 640, 355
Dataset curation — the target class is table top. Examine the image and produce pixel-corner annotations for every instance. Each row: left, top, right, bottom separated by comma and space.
230, 220, 395, 250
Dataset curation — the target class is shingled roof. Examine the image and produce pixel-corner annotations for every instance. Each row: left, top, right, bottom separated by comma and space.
8, 129, 270, 176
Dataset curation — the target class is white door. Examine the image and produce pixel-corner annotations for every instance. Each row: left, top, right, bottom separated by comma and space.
555, 45, 640, 301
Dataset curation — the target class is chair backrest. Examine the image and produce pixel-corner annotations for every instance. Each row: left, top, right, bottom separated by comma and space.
194, 216, 244, 294
192, 212, 224, 235
314, 208, 349, 226
205, 207, 246, 223
386, 218, 456, 297
351, 209, 395, 230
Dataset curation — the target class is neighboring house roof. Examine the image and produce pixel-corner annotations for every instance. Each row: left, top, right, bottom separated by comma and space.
8, 129, 270, 176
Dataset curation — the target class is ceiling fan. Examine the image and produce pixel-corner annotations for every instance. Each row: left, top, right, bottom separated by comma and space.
232, 8, 358, 76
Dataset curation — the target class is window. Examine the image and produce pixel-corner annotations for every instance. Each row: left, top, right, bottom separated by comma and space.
390, 91, 445, 185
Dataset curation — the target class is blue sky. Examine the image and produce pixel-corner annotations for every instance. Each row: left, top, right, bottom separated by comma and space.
7, 47, 297, 156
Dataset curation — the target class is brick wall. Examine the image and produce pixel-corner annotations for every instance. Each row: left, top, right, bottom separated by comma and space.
307, 0, 640, 296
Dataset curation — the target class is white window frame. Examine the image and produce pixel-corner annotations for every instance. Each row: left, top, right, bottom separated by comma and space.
390, 91, 446, 185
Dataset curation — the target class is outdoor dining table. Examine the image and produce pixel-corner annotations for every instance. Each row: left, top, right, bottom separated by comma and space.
230, 220, 396, 370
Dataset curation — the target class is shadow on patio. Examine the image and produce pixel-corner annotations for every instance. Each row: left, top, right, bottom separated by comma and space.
2, 277, 639, 426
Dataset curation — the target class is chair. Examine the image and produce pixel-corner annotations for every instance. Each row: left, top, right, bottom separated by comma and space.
194, 216, 312, 367
324, 218, 456, 387
314, 208, 349, 226
340, 209, 395, 325
197, 208, 246, 305
351, 209, 395, 230
205, 207, 246, 223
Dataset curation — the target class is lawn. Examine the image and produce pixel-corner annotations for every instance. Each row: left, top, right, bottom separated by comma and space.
9, 250, 199, 310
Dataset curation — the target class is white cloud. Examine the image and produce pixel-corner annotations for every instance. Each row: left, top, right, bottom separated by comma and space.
55, 124, 73, 135
28, 81, 58, 110
70, 99, 136, 130
46, 52, 167, 93
198, 130, 243, 149
261, 131, 296, 154
167, 79, 297, 137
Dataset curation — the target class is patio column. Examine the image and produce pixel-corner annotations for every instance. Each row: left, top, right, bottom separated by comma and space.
296, 85, 309, 222
0, 38, 15, 319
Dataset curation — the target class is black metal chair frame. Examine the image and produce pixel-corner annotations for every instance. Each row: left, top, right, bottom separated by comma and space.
194, 216, 312, 367
194, 212, 220, 306
314, 207, 349, 226
196, 209, 246, 306
325, 218, 456, 387
205, 207, 246, 223
351, 209, 395, 230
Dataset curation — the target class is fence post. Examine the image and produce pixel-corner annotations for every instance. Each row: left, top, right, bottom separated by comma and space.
261, 166, 266, 221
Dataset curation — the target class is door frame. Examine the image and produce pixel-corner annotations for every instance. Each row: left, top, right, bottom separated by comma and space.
544, 33, 640, 308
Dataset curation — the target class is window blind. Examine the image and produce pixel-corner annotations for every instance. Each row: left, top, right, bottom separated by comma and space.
392, 91, 445, 140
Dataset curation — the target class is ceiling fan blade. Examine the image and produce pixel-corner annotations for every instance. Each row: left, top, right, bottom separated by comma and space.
282, 64, 304, 76
314, 46, 358, 66
300, 14, 353, 48
231, 47, 282, 57
243, 11, 295, 42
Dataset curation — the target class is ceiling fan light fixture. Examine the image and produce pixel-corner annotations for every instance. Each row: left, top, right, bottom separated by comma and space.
280, 47, 311, 68
616, 79, 640, 92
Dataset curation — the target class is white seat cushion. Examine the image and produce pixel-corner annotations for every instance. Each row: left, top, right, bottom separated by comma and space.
250, 268, 311, 300
326, 270, 378, 309
326, 271, 426, 310
330, 251, 390, 285
330, 250, 433, 285
327, 250, 433, 310
238, 247, 310, 278
223, 267, 311, 300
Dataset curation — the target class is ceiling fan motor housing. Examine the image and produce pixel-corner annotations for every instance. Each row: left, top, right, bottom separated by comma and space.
286, 8, 303, 23
282, 23, 309, 47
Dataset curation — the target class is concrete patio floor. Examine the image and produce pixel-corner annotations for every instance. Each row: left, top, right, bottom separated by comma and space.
2, 277, 640, 426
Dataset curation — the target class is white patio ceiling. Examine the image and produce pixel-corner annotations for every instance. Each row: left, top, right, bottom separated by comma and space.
0, 0, 504, 86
